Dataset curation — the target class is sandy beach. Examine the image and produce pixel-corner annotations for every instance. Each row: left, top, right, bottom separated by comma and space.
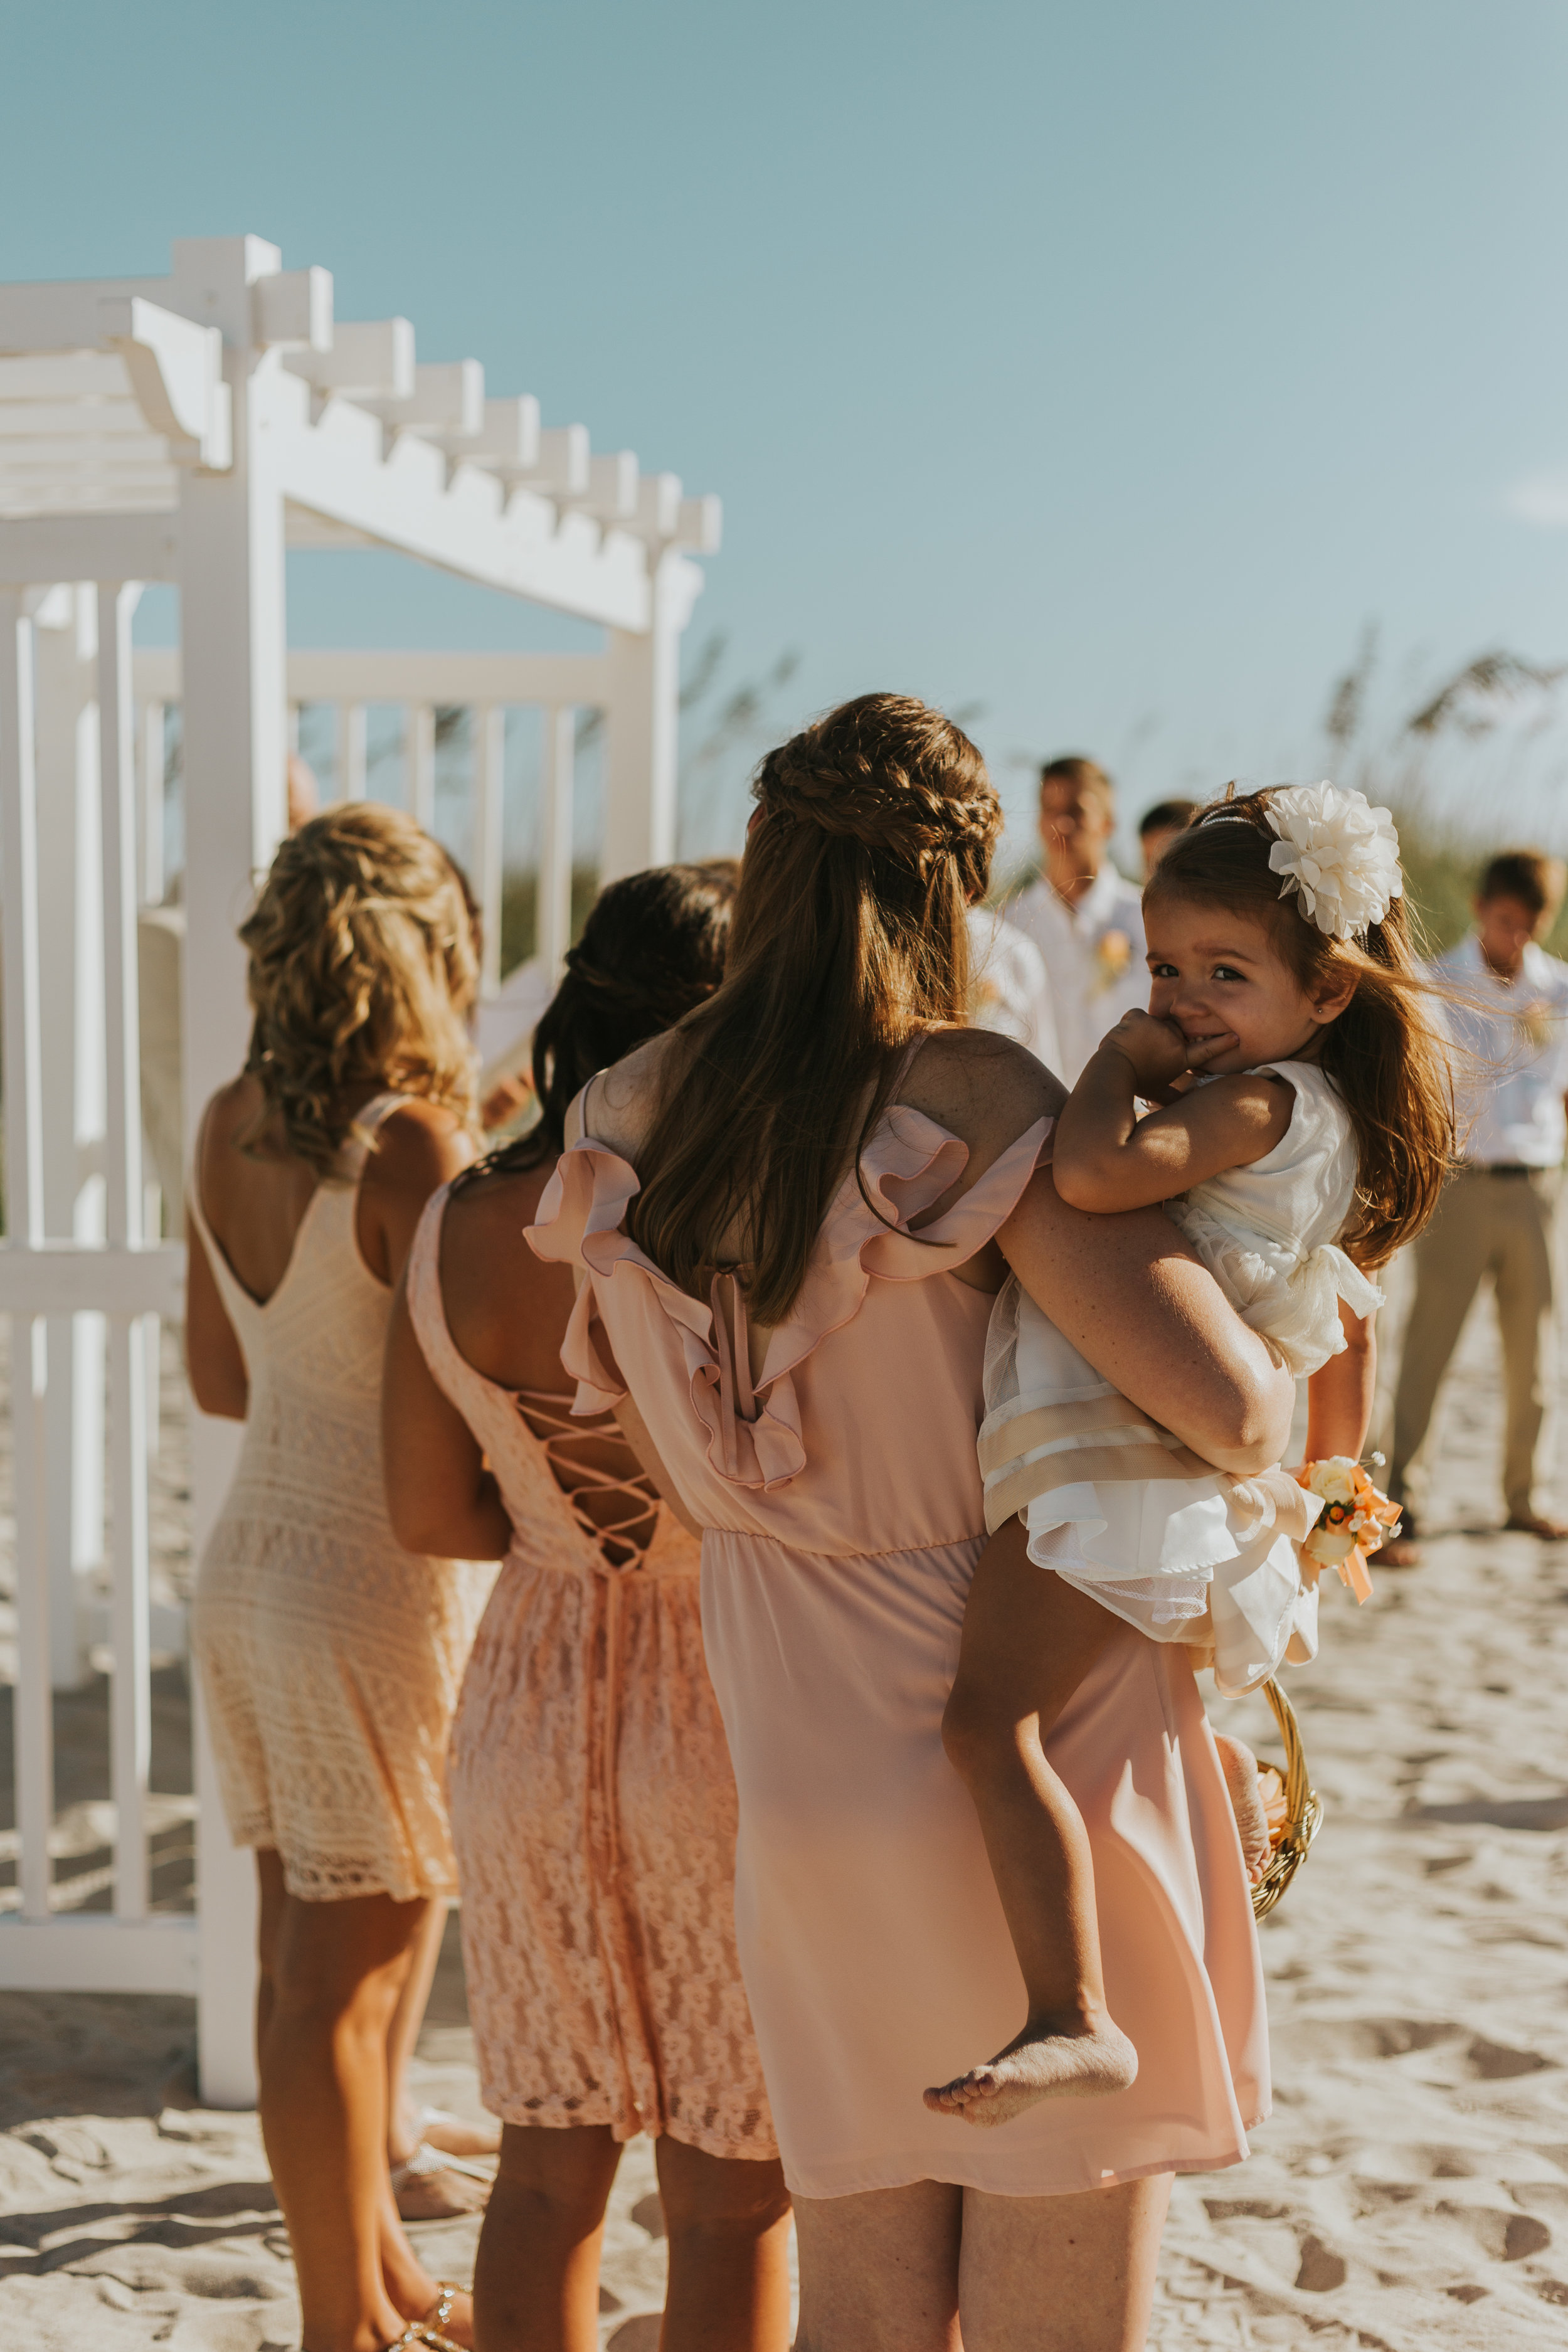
4, 1276, 1568, 2348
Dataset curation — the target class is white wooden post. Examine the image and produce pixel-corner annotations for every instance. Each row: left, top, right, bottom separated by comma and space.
341, 701, 368, 798
173, 235, 287, 2107
34, 589, 103, 1690
474, 702, 504, 995
602, 553, 686, 882
141, 699, 166, 904
410, 702, 436, 829
538, 706, 575, 981
1, 593, 53, 1918
99, 581, 153, 1920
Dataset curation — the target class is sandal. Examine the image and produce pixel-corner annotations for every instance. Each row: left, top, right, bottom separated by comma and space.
390, 2139, 494, 2221
391, 2280, 467, 2351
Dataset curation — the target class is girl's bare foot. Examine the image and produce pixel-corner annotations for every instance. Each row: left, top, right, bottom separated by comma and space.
923, 2011, 1138, 2128
1214, 1731, 1270, 1883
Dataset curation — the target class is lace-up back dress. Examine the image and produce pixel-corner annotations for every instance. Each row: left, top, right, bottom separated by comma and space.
406, 1184, 775, 2158
190, 1095, 495, 1903
529, 1064, 1269, 2201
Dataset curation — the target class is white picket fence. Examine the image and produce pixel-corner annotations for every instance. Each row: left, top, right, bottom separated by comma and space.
0, 235, 716, 2099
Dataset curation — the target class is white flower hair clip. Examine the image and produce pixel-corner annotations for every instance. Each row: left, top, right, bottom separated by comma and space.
1264, 781, 1402, 941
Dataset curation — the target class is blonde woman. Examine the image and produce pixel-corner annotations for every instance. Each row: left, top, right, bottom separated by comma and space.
187, 805, 494, 2352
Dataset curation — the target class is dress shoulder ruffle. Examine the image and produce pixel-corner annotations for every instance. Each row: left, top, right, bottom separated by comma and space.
527, 1096, 1051, 1495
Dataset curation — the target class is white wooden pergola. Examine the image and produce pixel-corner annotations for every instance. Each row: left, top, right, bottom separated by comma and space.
0, 236, 719, 2099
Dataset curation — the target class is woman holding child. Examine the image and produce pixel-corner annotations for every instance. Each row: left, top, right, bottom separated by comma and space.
526, 696, 1451, 2348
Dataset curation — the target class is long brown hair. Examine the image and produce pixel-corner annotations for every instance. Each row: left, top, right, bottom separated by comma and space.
239, 802, 479, 1173
627, 693, 1002, 1323
1145, 790, 1456, 1265
453, 861, 738, 1188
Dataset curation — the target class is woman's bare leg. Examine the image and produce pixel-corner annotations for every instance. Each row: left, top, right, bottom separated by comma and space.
958, 2171, 1172, 2351
386, 1895, 448, 2161
928, 1522, 1136, 2125
654, 2137, 792, 2352
471, 2122, 622, 2352
384, 1899, 495, 2220
793, 2180, 963, 2352
258, 1882, 470, 2351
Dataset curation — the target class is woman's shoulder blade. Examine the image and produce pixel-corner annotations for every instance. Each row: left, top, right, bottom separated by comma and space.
902, 1029, 1062, 1143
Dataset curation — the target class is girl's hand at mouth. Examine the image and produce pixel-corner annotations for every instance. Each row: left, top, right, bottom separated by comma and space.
1097, 1009, 1240, 1101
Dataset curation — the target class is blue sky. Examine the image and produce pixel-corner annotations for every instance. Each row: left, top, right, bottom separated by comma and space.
3, 0, 1567, 867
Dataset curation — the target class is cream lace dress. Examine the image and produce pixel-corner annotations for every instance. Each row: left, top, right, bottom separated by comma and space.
407, 1184, 775, 2157
980, 1060, 1382, 1695
189, 1095, 495, 1902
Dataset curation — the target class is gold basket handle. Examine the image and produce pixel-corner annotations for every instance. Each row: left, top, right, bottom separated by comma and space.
1252, 1676, 1324, 1921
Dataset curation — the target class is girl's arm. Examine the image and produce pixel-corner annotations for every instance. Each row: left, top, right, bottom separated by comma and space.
1053, 1013, 1293, 1213
999, 1165, 1298, 1476
1302, 1301, 1377, 1463
382, 1271, 512, 1559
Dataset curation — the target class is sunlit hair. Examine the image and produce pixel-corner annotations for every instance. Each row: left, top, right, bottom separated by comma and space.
453, 860, 739, 1187
239, 802, 479, 1174
1144, 789, 1457, 1266
628, 692, 1003, 1325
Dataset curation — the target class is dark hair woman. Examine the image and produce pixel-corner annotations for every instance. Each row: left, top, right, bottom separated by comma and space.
383, 861, 791, 2352
527, 695, 1300, 2352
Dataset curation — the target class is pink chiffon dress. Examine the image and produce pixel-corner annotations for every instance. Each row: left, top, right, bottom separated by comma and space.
528, 1079, 1271, 2202
406, 1186, 776, 2158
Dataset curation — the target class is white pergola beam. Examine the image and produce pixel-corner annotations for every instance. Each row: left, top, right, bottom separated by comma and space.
136, 645, 610, 707
252, 267, 333, 353
284, 317, 416, 402
0, 514, 180, 585
270, 371, 652, 630
364, 359, 485, 439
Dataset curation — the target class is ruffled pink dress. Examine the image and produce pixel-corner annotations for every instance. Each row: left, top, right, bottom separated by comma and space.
528, 1090, 1269, 2201
408, 1186, 775, 2159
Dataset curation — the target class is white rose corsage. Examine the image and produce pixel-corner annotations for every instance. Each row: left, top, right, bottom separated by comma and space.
1291, 1456, 1402, 1604
1265, 782, 1403, 941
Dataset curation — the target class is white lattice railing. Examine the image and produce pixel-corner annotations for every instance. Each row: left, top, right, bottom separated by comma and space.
0, 235, 712, 2097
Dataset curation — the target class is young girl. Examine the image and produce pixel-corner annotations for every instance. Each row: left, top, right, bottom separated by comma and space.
928, 782, 1455, 2127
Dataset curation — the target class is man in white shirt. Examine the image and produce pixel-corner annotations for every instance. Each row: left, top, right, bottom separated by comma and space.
1004, 755, 1148, 1082
1387, 850, 1568, 1555
965, 903, 1061, 1069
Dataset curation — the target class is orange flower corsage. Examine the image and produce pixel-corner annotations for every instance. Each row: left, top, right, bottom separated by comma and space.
1292, 1456, 1402, 1604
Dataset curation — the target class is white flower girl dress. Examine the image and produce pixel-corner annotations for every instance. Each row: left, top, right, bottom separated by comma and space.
980, 1059, 1382, 1695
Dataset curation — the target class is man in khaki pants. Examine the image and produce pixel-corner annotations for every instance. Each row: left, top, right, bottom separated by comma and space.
1385, 852, 1568, 1559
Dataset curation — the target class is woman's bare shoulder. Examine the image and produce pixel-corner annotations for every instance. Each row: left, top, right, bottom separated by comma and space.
900, 1029, 1064, 1173
363, 1098, 475, 1200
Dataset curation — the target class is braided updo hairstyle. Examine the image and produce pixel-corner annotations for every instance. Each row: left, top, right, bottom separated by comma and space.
628, 693, 1004, 1324
239, 802, 479, 1173
455, 860, 738, 1186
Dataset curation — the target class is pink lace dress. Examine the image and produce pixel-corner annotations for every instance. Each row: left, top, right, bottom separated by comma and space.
528, 1088, 1271, 2201
406, 1185, 776, 2158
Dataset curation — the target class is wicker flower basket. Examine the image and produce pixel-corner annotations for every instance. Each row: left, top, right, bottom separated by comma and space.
1252, 1676, 1323, 1920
